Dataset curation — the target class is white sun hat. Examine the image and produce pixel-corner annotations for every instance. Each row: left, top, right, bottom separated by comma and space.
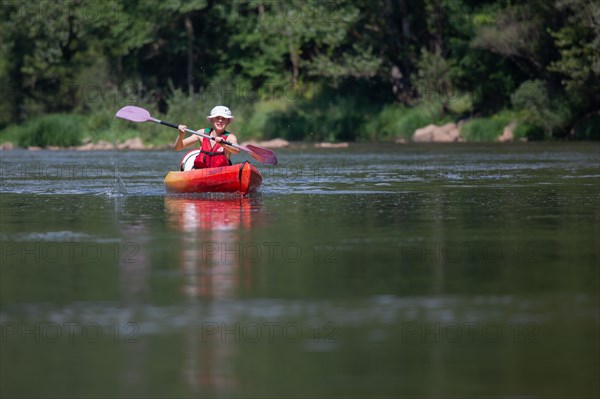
207, 105, 234, 121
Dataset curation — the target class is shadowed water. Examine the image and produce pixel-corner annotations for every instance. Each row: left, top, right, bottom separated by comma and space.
1, 143, 599, 398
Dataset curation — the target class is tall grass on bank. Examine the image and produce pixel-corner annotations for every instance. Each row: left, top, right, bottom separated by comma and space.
0, 114, 86, 147
2, 91, 597, 147
260, 94, 375, 142
460, 113, 514, 142
460, 112, 557, 142
364, 104, 453, 141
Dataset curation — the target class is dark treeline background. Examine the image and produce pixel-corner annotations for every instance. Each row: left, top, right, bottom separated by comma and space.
1, 0, 599, 146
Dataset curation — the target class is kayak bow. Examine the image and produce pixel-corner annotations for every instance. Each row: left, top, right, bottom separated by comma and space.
164, 162, 262, 195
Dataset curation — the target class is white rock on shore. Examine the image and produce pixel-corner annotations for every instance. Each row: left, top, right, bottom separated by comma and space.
75, 140, 115, 150
498, 122, 516, 142
74, 137, 146, 150
117, 137, 145, 150
413, 123, 463, 143
314, 142, 349, 148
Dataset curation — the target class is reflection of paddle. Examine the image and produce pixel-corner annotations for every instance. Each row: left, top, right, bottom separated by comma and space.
115, 106, 278, 165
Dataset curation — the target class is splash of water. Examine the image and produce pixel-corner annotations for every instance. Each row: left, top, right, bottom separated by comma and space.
109, 158, 128, 196
108, 118, 128, 196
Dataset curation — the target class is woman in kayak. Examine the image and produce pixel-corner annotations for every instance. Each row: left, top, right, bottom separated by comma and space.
175, 105, 240, 169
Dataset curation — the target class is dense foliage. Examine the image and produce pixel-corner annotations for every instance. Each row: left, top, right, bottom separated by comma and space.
1, 0, 598, 144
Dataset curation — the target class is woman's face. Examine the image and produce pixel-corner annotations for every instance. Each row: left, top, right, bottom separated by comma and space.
211, 116, 230, 131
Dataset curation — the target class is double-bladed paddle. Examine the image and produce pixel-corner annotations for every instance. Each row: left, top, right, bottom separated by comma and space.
115, 106, 278, 165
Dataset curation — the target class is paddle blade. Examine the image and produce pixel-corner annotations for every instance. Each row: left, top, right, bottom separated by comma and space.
246, 144, 276, 157
246, 149, 277, 165
246, 145, 278, 165
115, 106, 154, 123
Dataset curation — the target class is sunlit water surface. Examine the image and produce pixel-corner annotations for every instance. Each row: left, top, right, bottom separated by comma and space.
1, 143, 598, 398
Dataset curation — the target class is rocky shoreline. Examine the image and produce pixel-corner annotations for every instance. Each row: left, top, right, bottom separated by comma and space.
0, 137, 294, 151
0, 123, 522, 151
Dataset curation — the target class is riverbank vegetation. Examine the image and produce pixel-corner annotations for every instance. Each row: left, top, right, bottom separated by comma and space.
1, 0, 598, 147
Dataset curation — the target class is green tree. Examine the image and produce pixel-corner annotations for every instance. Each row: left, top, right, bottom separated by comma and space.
511, 79, 571, 137
1, 0, 597, 142
0, 0, 157, 124
548, 0, 600, 114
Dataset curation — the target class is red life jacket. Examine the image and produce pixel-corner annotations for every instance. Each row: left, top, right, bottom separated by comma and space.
193, 129, 232, 169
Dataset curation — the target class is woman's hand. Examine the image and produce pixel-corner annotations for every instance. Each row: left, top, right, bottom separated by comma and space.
174, 125, 189, 150
218, 134, 240, 154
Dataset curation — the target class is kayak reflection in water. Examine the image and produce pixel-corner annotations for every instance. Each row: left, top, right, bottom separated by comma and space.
174, 105, 240, 170
165, 196, 257, 394
165, 196, 256, 299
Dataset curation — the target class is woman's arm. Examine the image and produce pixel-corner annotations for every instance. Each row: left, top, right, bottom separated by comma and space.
174, 125, 200, 150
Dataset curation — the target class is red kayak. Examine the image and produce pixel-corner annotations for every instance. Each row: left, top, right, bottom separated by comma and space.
164, 162, 262, 195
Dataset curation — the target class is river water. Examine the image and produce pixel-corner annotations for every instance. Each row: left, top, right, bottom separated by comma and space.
1, 143, 599, 398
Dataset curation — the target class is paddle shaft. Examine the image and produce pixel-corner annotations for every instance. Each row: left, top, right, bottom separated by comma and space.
154, 119, 238, 148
